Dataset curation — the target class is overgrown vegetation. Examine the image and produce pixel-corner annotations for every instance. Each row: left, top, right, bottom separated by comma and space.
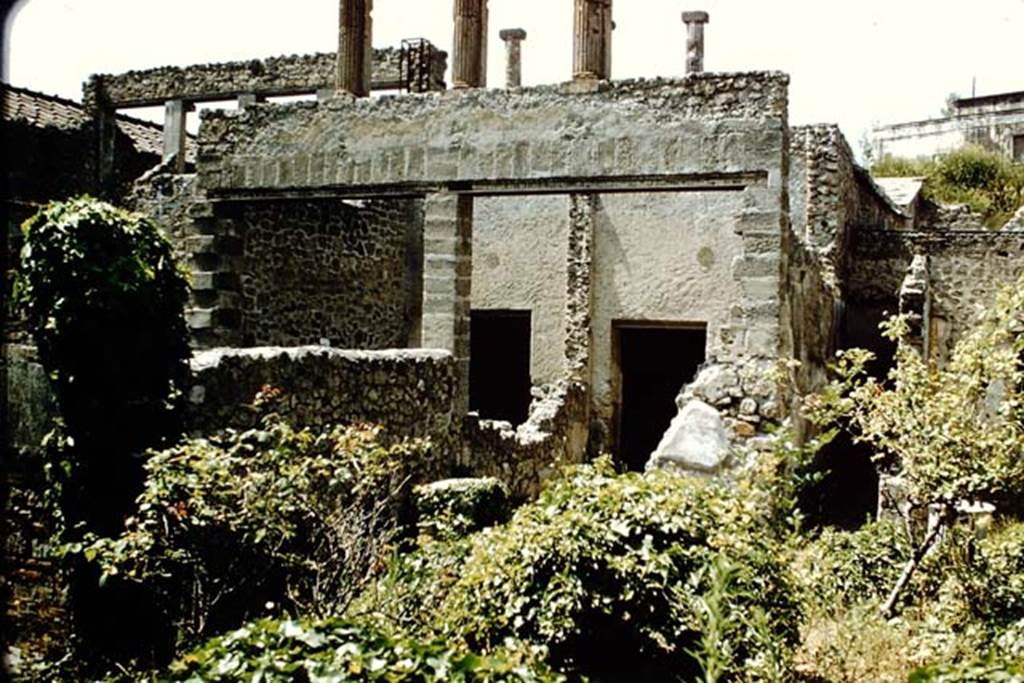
85, 398, 431, 666
14, 197, 191, 674
806, 277, 1024, 617
15, 197, 191, 535
161, 617, 562, 683
871, 145, 1024, 227
355, 454, 806, 682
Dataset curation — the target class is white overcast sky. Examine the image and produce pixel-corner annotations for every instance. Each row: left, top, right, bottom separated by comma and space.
5, 0, 1023, 159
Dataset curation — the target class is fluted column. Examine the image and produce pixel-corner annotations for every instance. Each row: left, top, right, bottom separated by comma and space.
682, 11, 709, 74
337, 0, 372, 96
453, 0, 488, 89
573, 0, 612, 80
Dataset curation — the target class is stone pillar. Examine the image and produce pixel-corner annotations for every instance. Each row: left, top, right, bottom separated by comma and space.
899, 254, 930, 356
422, 192, 473, 414
573, 0, 612, 80
566, 194, 597, 379
162, 99, 191, 173
453, 0, 487, 88
682, 11, 709, 74
337, 0, 373, 97
499, 29, 527, 88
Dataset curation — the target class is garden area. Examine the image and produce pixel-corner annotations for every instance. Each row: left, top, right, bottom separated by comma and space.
8, 196, 1024, 682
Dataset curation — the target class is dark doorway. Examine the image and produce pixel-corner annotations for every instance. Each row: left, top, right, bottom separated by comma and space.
469, 310, 532, 425
615, 324, 706, 472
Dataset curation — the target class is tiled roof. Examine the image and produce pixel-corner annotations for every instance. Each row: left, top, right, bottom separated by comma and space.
1, 82, 193, 160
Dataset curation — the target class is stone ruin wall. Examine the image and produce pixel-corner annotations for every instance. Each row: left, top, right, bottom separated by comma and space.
232, 198, 422, 348
190, 73, 794, 472
786, 125, 908, 404
83, 47, 447, 109
186, 347, 460, 476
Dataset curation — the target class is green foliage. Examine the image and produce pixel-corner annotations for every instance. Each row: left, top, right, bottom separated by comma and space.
909, 655, 1024, 683
349, 537, 472, 638
792, 518, 911, 614
414, 477, 511, 541
806, 278, 1024, 514
15, 197, 190, 534
161, 617, 562, 683
87, 409, 430, 650
871, 146, 1024, 227
942, 522, 1024, 630
434, 459, 801, 681
871, 154, 935, 179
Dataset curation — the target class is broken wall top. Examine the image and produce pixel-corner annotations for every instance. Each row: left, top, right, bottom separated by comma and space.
83, 46, 447, 109
195, 71, 791, 198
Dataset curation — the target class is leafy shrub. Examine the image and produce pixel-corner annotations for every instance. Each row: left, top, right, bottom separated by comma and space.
909, 655, 1024, 683
806, 278, 1024, 615
872, 146, 1024, 227
941, 522, 1024, 630
87, 408, 430, 652
792, 518, 910, 614
414, 477, 511, 540
15, 197, 190, 534
161, 617, 563, 683
434, 459, 801, 681
871, 155, 935, 179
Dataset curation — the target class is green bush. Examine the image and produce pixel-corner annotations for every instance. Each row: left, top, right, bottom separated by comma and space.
160, 617, 562, 683
414, 477, 511, 540
941, 522, 1024, 630
87, 407, 430, 652
871, 155, 935, 178
909, 655, 1024, 683
434, 460, 800, 681
15, 197, 190, 534
792, 518, 911, 614
871, 146, 1024, 227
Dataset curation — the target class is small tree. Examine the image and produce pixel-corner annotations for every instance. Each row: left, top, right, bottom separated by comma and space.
16, 196, 190, 534
806, 276, 1024, 617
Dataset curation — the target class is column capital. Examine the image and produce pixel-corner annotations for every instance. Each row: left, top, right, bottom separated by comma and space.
682, 11, 709, 24
499, 28, 527, 42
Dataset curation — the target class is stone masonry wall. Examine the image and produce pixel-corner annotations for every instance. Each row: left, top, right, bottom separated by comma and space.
234, 198, 421, 348
84, 47, 447, 109
186, 347, 460, 474
196, 73, 791, 196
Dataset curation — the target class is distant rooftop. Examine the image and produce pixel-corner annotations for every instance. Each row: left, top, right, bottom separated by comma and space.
1, 81, 192, 160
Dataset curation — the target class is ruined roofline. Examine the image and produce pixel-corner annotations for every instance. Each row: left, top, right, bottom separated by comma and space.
83, 45, 448, 110
2, 80, 185, 157
791, 123, 911, 221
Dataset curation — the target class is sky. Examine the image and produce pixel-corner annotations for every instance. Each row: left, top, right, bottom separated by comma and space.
4, 0, 1023, 160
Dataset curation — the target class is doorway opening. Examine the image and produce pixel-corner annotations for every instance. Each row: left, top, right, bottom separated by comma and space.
614, 323, 707, 472
469, 310, 532, 425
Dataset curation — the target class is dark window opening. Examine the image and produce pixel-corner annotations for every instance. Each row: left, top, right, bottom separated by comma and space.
469, 310, 532, 425
615, 324, 706, 472
1014, 134, 1024, 162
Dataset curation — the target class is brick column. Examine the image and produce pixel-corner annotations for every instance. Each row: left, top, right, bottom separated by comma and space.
422, 192, 473, 414
337, 0, 373, 97
682, 11, 709, 74
573, 0, 612, 80
162, 99, 192, 173
453, 0, 487, 88
499, 28, 527, 88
